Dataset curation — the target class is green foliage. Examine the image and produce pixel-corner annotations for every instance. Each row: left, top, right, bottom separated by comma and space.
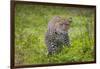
15, 4, 95, 65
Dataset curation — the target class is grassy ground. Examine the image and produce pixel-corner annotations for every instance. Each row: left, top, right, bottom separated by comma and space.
15, 3, 95, 65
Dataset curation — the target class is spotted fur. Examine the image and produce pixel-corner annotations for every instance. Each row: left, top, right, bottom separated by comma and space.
45, 16, 71, 55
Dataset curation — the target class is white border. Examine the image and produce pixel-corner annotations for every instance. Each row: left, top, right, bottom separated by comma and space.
0, 0, 100, 69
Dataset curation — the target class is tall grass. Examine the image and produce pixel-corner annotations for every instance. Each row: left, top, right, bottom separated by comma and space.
15, 4, 95, 65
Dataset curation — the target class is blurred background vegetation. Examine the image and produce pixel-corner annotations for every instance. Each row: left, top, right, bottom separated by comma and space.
15, 3, 95, 66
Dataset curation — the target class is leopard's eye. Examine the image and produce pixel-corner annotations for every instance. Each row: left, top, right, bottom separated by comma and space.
60, 23, 63, 25
65, 22, 70, 26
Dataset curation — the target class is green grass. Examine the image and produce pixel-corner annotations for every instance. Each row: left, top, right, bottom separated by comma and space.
15, 4, 95, 65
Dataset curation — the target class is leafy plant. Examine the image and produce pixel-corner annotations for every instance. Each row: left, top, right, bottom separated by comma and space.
15, 4, 95, 65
